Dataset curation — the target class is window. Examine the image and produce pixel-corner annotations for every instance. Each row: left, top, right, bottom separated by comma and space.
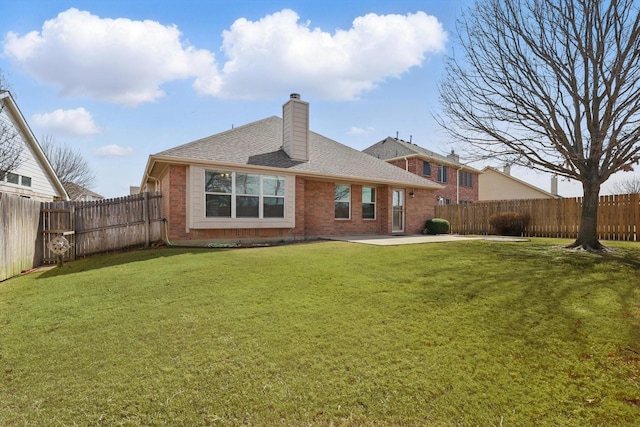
335, 185, 351, 219
205, 171, 285, 219
21, 175, 32, 187
423, 161, 431, 176
437, 165, 448, 183
235, 173, 260, 218
263, 176, 285, 218
205, 171, 232, 217
362, 187, 376, 219
6, 173, 19, 184
459, 171, 473, 187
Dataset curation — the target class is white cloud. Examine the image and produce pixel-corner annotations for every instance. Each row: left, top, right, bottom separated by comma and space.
348, 126, 375, 135
95, 144, 134, 157
211, 9, 447, 99
32, 107, 100, 137
3, 8, 219, 106
3, 8, 446, 103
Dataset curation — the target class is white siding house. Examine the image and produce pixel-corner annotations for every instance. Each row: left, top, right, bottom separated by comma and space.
0, 91, 67, 201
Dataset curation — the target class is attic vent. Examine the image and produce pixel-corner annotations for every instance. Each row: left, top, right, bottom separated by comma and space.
290, 93, 301, 100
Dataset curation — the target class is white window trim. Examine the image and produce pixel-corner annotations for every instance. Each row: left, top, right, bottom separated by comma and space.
190, 166, 295, 230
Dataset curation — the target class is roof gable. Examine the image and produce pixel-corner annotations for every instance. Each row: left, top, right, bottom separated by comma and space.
0, 91, 68, 200
480, 166, 560, 199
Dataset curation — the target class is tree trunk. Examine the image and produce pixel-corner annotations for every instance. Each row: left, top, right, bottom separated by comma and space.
567, 181, 605, 251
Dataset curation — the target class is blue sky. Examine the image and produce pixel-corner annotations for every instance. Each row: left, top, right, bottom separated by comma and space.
1, 0, 590, 198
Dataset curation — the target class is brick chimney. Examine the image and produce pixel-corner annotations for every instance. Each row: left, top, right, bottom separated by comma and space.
447, 149, 460, 163
282, 93, 309, 161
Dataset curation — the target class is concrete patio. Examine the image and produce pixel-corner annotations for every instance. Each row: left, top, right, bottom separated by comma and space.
323, 234, 485, 246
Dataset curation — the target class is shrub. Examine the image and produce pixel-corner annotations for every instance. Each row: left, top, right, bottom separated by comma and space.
424, 218, 450, 235
488, 211, 531, 236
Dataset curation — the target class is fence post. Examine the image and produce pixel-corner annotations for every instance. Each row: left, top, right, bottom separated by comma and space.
70, 203, 76, 261
143, 192, 150, 248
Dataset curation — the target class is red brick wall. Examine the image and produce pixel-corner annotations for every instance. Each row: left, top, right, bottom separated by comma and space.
389, 158, 479, 204
161, 168, 436, 243
303, 180, 388, 237
160, 165, 188, 240
405, 188, 437, 233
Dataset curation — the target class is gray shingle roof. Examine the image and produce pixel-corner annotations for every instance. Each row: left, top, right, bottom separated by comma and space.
154, 116, 441, 188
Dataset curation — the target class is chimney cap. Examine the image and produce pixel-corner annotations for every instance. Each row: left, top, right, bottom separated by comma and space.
290, 93, 301, 100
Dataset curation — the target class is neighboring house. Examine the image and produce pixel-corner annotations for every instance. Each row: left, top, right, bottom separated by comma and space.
0, 91, 67, 201
363, 137, 481, 205
479, 166, 561, 200
63, 182, 104, 202
140, 94, 442, 245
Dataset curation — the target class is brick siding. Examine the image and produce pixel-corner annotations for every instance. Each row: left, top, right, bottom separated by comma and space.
389, 158, 479, 204
160, 168, 436, 243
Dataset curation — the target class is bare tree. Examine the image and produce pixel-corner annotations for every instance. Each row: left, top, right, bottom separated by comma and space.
610, 175, 640, 194
438, 0, 640, 251
0, 68, 10, 92
0, 113, 23, 182
40, 135, 96, 190
1, 69, 23, 182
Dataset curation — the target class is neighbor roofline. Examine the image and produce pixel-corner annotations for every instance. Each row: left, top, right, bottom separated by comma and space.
142, 154, 444, 190
382, 153, 483, 173
482, 166, 561, 199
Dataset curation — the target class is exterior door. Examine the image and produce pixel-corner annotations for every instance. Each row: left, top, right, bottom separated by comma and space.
392, 189, 404, 233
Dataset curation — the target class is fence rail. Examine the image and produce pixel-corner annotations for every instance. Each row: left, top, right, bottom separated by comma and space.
435, 193, 640, 241
41, 192, 163, 264
0, 192, 42, 281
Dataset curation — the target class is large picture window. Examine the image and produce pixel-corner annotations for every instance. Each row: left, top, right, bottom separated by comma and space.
205, 171, 285, 219
335, 184, 351, 219
362, 187, 376, 219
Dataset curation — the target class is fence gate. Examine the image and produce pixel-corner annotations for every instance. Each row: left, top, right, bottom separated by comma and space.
41, 203, 76, 264
39, 192, 163, 265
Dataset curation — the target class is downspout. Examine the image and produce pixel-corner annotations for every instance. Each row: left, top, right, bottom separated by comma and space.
403, 156, 409, 171
456, 167, 461, 204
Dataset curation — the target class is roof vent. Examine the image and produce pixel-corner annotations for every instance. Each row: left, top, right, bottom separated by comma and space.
290, 93, 301, 100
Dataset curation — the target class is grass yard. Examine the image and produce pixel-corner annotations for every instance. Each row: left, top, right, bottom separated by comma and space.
1, 239, 640, 426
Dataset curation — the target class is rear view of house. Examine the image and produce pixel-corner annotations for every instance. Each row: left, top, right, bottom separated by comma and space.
140, 94, 442, 245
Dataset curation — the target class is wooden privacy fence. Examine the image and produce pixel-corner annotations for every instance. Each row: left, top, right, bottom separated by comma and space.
0, 192, 42, 281
435, 193, 640, 241
41, 192, 163, 264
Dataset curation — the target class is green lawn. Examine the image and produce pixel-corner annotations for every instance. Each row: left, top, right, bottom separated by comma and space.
1, 239, 639, 426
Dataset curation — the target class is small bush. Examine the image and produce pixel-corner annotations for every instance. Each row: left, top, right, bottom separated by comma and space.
489, 211, 531, 236
424, 218, 450, 235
